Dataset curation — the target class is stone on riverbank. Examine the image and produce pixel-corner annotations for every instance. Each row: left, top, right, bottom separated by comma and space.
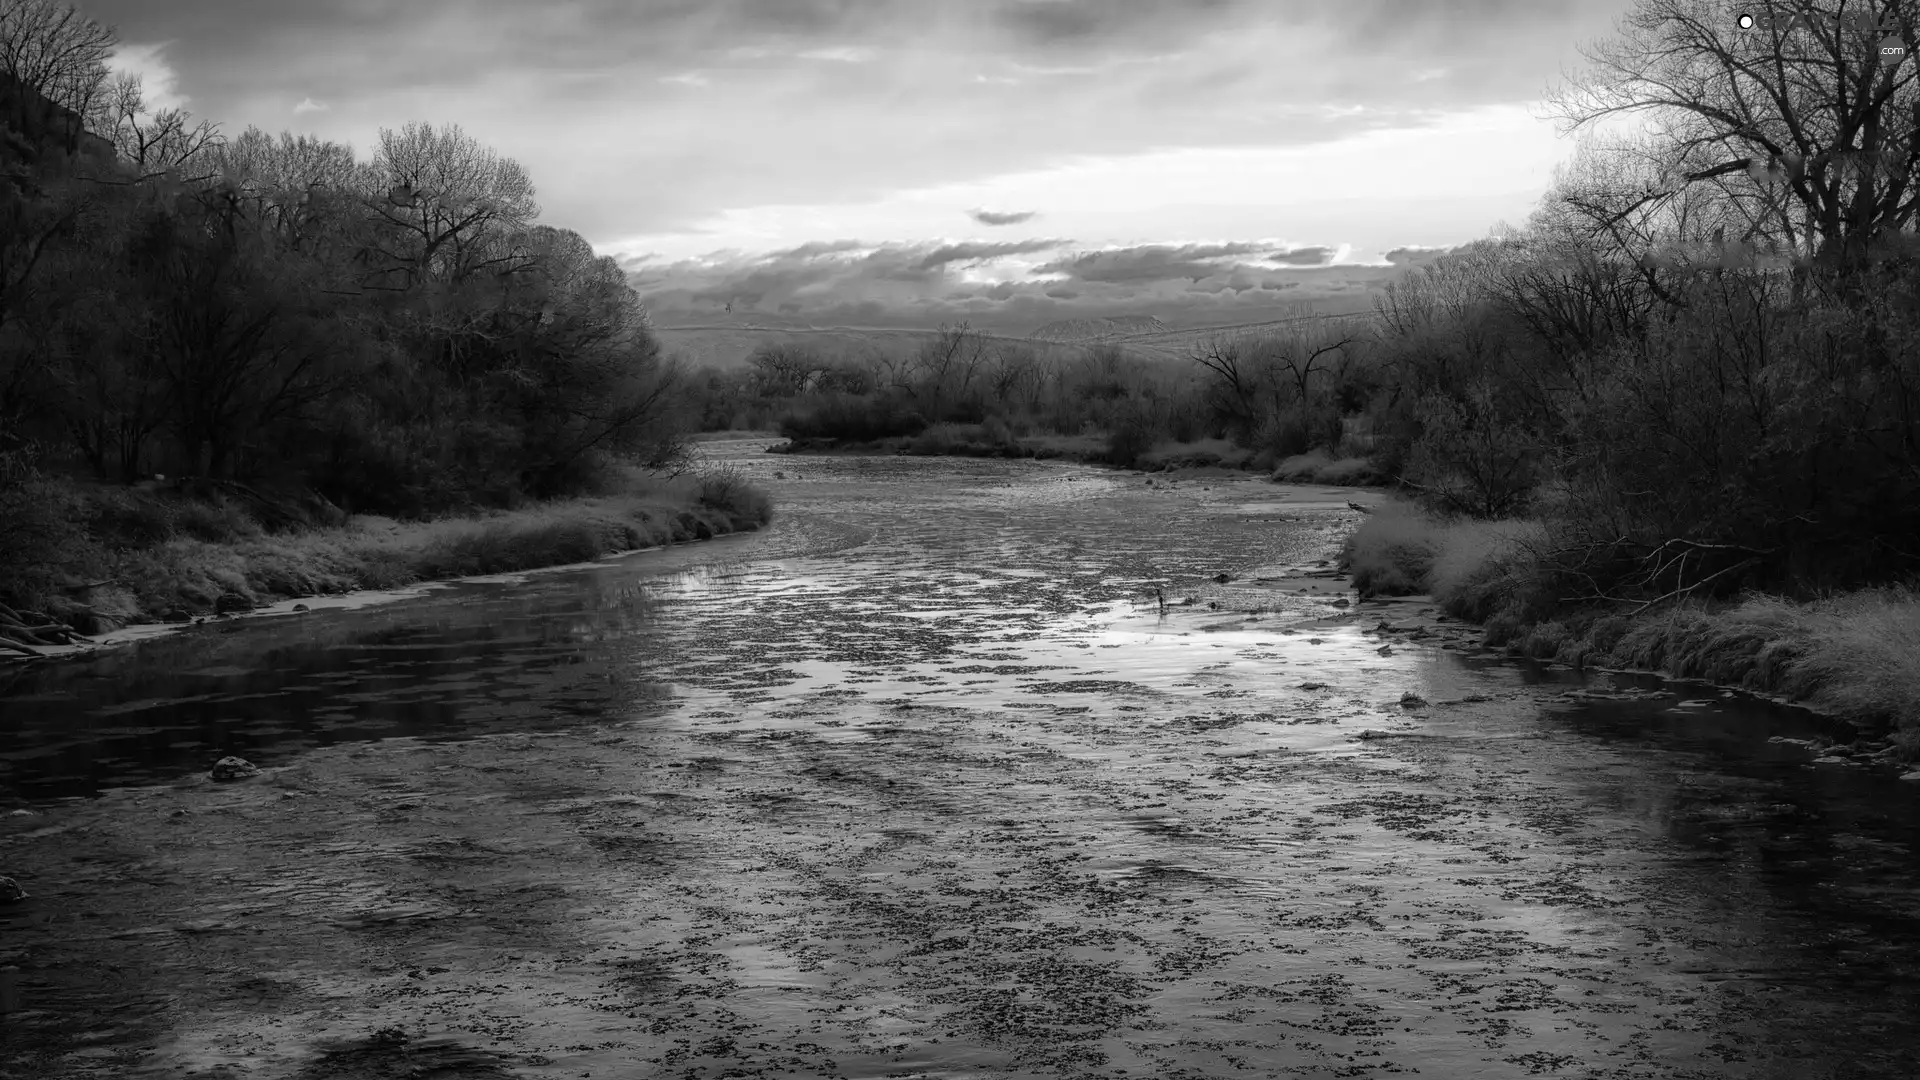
210, 756, 259, 781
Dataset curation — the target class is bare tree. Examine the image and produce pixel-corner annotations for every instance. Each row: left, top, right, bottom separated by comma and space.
92, 71, 222, 180
0, 0, 115, 151
1251, 314, 1359, 405
745, 341, 827, 396
1546, 0, 1920, 292
907, 322, 988, 410
360, 121, 539, 290
1190, 336, 1259, 432
212, 126, 365, 260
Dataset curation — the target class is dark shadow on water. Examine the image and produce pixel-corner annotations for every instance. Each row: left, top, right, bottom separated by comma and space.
0, 569, 707, 802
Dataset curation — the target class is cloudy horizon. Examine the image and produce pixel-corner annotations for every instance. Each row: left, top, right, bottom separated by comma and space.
85, 0, 1641, 335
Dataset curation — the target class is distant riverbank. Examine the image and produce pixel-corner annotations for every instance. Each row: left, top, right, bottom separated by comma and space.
766, 425, 1388, 483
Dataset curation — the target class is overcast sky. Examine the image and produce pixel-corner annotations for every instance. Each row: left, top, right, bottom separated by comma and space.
89, 0, 1642, 332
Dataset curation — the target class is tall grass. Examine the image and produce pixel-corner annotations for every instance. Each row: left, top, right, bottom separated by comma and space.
1339, 497, 1920, 750
9, 468, 773, 633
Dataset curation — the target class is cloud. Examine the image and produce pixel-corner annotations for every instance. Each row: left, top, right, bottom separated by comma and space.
1266, 246, 1336, 266
1034, 242, 1287, 284
106, 42, 190, 111
1381, 245, 1466, 267
627, 236, 1404, 335
73, 0, 1619, 335
970, 209, 1036, 226
914, 238, 1069, 269
797, 46, 875, 62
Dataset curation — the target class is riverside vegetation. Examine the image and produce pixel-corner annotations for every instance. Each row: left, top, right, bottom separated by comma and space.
673, 15, 1920, 754
0, 2, 771, 654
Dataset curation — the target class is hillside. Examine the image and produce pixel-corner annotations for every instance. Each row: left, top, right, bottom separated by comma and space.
1028, 315, 1170, 342
654, 295, 1385, 370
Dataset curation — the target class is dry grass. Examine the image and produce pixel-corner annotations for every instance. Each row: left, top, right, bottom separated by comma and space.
1343, 498, 1920, 747
56, 470, 774, 627
1272, 449, 1381, 485
1337, 498, 1444, 595
1597, 587, 1920, 747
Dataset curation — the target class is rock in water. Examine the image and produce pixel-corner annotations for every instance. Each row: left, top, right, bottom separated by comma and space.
0, 876, 26, 903
1399, 692, 1428, 708
210, 756, 259, 781
1376, 644, 1394, 656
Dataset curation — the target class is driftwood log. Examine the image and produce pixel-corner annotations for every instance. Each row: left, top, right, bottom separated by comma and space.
0, 601, 91, 657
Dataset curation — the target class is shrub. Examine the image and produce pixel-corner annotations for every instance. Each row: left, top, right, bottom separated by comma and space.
1272, 449, 1332, 482
778, 392, 928, 442
1427, 517, 1548, 622
693, 467, 774, 527
1339, 499, 1442, 596
1310, 456, 1378, 486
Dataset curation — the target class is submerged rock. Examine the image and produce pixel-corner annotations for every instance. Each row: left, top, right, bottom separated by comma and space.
0, 877, 26, 903
1376, 644, 1394, 656
210, 756, 260, 781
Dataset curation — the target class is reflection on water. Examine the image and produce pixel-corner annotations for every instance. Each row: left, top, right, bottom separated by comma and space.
0, 571, 703, 799
1, 443, 1917, 1077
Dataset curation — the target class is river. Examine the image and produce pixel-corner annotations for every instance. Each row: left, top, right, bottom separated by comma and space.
1, 439, 1917, 1079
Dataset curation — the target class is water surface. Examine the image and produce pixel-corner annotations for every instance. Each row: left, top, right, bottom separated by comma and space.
1, 442, 1916, 1079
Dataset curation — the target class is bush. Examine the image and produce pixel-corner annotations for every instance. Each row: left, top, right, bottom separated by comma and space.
0, 468, 97, 610
778, 392, 928, 442
1310, 456, 1379, 486
1339, 500, 1442, 596
693, 466, 774, 528
1272, 449, 1332, 482
1427, 517, 1548, 622
1104, 407, 1159, 467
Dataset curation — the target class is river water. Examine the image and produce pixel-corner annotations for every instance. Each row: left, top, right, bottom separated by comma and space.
1, 440, 1918, 1079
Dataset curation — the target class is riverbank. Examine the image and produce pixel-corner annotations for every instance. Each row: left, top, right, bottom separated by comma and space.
766, 426, 1387, 482
1333, 497, 1920, 767
0, 467, 774, 663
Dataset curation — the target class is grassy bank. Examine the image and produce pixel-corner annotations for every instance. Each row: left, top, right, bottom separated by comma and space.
773, 422, 1393, 481
1340, 499, 1920, 759
0, 468, 773, 656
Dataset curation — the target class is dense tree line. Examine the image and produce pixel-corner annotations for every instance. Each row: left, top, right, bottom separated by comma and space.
1, 0, 692, 531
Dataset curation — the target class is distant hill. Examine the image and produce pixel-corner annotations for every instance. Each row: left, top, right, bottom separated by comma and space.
652, 296, 1384, 370
1028, 315, 1170, 342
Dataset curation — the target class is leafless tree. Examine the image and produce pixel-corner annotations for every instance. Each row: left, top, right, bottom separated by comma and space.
91, 71, 222, 180
906, 322, 988, 410
1546, 0, 1920, 294
0, 0, 115, 150
359, 121, 539, 290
